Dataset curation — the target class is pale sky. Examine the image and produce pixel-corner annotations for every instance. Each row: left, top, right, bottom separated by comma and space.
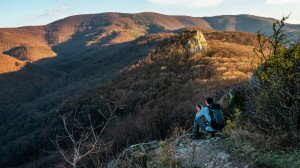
0, 0, 300, 28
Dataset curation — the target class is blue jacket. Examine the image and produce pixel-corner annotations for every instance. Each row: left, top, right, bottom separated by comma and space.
195, 106, 216, 132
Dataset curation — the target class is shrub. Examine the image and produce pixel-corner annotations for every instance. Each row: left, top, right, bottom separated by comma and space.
225, 16, 300, 151
252, 17, 300, 148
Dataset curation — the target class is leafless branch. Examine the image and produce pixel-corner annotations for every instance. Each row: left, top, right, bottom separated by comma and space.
53, 92, 127, 168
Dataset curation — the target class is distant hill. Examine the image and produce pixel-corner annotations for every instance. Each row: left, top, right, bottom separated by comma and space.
203, 14, 300, 36
0, 12, 212, 64
0, 26, 56, 62
1, 12, 299, 65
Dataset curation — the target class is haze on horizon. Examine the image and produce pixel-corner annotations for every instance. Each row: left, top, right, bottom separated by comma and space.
0, 0, 300, 28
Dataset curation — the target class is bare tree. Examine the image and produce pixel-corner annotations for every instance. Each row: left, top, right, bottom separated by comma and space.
53, 92, 126, 168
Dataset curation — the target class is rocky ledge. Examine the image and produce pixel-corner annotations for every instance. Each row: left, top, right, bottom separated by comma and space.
108, 135, 250, 168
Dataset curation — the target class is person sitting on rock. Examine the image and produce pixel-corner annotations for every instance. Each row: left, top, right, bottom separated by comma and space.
190, 97, 224, 139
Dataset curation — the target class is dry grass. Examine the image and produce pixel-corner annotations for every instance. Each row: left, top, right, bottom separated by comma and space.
0, 27, 56, 62
0, 54, 26, 74
192, 39, 260, 83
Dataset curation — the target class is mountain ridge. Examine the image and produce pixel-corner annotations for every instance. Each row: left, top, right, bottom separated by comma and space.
1, 12, 299, 66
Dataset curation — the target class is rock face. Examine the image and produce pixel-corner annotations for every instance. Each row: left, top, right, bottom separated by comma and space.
175, 137, 233, 168
182, 30, 208, 55
157, 30, 208, 56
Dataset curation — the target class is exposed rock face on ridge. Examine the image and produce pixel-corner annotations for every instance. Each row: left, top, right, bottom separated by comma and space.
153, 30, 208, 57
183, 30, 208, 55
127, 30, 208, 72
173, 30, 208, 55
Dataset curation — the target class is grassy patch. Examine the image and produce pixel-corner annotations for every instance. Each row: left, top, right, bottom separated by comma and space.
254, 149, 300, 168
224, 138, 300, 168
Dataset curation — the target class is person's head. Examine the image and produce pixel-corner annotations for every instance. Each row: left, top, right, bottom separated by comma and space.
205, 97, 213, 105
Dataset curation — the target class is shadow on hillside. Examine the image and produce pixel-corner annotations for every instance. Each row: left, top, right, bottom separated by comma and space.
0, 31, 159, 118
0, 34, 165, 167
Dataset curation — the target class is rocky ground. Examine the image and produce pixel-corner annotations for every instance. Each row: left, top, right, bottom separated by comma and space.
108, 134, 251, 168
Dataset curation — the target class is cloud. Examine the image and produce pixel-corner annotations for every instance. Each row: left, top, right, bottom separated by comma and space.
38, 6, 67, 17
265, 0, 300, 4
149, 0, 223, 8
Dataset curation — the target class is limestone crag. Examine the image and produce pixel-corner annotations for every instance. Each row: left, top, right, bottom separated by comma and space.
156, 30, 208, 57
183, 30, 208, 55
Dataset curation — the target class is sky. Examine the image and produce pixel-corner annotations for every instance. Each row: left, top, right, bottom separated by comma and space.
0, 0, 300, 28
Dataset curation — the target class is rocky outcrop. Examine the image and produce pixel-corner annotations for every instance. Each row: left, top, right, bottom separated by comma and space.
182, 30, 208, 55
155, 30, 208, 57
109, 136, 250, 168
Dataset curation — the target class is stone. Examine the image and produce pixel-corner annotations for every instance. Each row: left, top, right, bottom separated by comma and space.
182, 30, 208, 55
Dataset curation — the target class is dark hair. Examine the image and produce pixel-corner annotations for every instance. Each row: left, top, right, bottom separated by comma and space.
206, 97, 213, 104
